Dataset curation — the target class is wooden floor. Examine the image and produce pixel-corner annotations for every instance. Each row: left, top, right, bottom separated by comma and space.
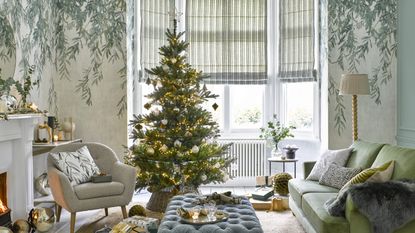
46, 186, 257, 233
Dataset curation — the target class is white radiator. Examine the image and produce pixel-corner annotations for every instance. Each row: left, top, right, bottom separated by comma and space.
218, 139, 268, 178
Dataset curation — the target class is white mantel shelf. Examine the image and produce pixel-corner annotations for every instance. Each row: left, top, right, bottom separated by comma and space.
0, 114, 41, 220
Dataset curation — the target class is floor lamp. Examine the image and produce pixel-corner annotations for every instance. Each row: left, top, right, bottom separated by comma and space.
339, 74, 369, 141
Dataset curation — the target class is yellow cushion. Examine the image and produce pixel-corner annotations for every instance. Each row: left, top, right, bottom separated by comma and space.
339, 160, 394, 194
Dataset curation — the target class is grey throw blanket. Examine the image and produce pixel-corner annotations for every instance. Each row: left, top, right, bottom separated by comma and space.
325, 180, 415, 233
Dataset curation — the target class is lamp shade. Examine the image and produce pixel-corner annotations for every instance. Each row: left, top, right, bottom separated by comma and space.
339, 74, 369, 95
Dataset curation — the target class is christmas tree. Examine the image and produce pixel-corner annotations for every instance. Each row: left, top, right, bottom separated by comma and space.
127, 20, 233, 207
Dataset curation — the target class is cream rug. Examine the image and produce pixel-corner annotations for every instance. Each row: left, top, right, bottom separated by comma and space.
76, 206, 305, 233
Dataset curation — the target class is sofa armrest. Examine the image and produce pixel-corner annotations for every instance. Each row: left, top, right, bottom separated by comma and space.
303, 161, 316, 179
345, 195, 372, 233
47, 167, 79, 212
112, 162, 137, 201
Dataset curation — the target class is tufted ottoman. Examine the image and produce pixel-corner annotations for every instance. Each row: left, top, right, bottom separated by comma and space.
158, 193, 264, 233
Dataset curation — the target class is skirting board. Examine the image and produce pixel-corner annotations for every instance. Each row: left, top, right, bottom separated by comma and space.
289, 197, 318, 233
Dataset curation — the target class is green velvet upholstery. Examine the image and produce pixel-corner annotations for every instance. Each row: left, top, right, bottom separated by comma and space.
302, 193, 349, 233
346, 140, 385, 169
288, 179, 338, 207
372, 145, 415, 180
290, 142, 415, 233
303, 161, 317, 179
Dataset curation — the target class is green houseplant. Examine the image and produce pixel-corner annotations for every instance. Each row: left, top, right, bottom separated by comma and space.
260, 116, 295, 152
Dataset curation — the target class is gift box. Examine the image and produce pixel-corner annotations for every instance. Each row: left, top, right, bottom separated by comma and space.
251, 187, 274, 201
255, 175, 274, 187
92, 174, 112, 183
122, 216, 159, 233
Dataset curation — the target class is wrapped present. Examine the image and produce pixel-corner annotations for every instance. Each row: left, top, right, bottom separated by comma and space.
252, 187, 274, 201
255, 175, 274, 187
122, 216, 159, 233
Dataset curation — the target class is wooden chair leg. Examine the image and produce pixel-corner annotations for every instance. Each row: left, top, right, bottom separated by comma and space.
121, 206, 127, 219
104, 208, 108, 216
70, 212, 76, 233
56, 205, 62, 222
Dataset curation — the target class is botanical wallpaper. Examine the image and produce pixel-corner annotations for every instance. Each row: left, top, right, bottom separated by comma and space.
327, 0, 397, 148
0, 0, 127, 116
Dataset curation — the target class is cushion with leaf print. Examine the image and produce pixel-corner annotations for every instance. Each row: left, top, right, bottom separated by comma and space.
50, 146, 100, 184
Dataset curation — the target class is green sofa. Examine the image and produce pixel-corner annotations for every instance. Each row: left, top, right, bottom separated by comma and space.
288, 140, 415, 233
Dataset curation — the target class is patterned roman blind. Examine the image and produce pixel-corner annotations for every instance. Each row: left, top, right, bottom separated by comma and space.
139, 0, 172, 82
278, 0, 316, 82
186, 0, 267, 85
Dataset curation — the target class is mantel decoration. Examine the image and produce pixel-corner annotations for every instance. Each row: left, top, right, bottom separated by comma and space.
126, 20, 233, 212
260, 116, 295, 156
0, 66, 45, 120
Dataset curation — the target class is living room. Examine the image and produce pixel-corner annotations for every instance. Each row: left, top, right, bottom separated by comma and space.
0, 0, 413, 232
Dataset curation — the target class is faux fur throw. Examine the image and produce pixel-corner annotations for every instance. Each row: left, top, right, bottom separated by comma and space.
193, 191, 242, 205
325, 180, 415, 233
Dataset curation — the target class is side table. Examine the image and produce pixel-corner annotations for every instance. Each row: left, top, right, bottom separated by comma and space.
268, 157, 298, 178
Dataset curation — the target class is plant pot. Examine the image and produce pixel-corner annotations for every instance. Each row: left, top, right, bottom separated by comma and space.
146, 190, 175, 212
283, 147, 298, 159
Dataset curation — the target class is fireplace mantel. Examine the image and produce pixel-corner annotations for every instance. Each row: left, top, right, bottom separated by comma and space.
0, 114, 41, 220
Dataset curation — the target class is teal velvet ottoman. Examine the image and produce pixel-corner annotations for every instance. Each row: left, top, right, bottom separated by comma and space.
158, 193, 263, 233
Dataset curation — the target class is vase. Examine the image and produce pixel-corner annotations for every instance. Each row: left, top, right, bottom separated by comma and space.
271, 145, 282, 157
283, 147, 299, 159
62, 117, 75, 140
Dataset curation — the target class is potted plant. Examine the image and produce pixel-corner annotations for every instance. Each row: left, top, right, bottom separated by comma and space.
260, 116, 295, 157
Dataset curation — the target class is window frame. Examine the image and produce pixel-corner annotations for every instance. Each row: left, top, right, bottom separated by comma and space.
134, 0, 320, 140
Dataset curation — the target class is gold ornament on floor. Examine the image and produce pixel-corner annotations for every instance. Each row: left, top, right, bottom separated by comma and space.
12, 219, 31, 233
29, 207, 55, 232
128, 205, 147, 217
273, 173, 293, 196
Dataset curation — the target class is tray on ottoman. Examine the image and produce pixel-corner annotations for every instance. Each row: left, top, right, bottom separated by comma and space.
158, 193, 264, 233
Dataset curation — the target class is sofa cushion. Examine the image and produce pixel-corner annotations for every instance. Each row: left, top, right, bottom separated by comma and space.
307, 148, 353, 181
288, 179, 338, 207
319, 164, 361, 189
74, 181, 124, 200
372, 145, 415, 180
346, 140, 385, 169
302, 193, 349, 233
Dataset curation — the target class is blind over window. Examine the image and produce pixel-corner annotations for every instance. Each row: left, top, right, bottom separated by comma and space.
186, 0, 267, 85
139, 0, 172, 82
278, 0, 316, 83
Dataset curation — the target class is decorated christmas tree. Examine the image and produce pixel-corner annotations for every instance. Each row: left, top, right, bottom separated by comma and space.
127, 20, 233, 211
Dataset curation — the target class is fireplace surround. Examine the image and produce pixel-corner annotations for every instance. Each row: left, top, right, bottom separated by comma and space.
0, 114, 40, 220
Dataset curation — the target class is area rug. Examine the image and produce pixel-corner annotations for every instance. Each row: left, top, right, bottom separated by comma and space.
77, 204, 305, 233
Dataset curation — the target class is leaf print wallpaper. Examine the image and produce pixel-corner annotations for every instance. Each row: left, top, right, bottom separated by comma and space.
327, 0, 397, 148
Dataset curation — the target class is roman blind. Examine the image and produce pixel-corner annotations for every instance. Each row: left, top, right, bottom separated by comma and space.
186, 0, 267, 85
278, 0, 316, 82
139, 0, 172, 82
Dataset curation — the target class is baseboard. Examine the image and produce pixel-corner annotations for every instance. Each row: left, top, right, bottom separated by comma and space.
289, 197, 318, 233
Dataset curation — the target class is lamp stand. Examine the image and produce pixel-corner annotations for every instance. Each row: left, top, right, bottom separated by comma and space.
352, 94, 358, 141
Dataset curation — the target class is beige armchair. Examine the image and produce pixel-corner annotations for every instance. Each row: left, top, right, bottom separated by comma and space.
47, 142, 137, 233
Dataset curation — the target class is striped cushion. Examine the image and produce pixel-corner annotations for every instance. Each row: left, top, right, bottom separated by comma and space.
339, 160, 394, 195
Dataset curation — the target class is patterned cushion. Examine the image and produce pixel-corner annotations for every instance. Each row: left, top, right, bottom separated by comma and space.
307, 148, 353, 181
319, 164, 361, 189
339, 160, 394, 195
158, 193, 263, 233
50, 146, 100, 184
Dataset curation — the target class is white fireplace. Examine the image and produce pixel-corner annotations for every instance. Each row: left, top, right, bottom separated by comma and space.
0, 114, 40, 220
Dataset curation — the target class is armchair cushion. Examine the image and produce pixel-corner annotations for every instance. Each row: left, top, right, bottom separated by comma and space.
74, 181, 124, 200
50, 146, 100, 184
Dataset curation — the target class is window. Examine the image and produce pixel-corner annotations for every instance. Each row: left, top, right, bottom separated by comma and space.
135, 0, 319, 139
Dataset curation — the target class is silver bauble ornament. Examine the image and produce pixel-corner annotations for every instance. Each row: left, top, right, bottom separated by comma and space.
30, 207, 55, 232
0, 227, 12, 233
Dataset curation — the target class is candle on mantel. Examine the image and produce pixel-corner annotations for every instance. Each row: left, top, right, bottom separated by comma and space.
53, 135, 59, 142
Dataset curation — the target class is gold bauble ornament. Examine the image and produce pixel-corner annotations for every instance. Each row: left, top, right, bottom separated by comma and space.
128, 205, 146, 217
29, 207, 55, 232
12, 219, 31, 233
